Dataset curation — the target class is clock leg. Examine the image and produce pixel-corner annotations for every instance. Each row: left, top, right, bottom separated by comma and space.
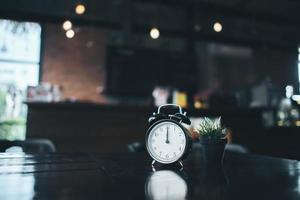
152, 160, 156, 165
178, 160, 184, 168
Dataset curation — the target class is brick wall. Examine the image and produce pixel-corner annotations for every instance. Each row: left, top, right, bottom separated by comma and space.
41, 23, 297, 103
41, 23, 109, 103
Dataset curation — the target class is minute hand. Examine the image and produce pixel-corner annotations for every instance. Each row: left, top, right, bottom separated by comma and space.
166, 126, 170, 144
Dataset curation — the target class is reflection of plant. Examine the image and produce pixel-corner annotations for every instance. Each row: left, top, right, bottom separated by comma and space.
0, 86, 26, 141
0, 89, 6, 117
194, 117, 227, 140
0, 118, 26, 141
0, 19, 39, 35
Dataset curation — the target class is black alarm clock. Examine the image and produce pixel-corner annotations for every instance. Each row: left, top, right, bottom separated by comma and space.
146, 104, 192, 166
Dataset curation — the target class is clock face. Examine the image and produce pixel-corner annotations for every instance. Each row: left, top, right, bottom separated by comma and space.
147, 121, 187, 164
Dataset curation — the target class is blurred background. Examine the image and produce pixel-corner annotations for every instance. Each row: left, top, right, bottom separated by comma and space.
0, 0, 300, 159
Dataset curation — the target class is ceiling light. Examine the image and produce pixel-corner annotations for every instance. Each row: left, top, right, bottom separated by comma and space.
150, 27, 160, 39
75, 4, 86, 15
66, 29, 75, 38
213, 22, 222, 32
62, 20, 72, 31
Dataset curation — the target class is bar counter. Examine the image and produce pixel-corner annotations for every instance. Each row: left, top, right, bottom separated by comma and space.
25, 102, 300, 160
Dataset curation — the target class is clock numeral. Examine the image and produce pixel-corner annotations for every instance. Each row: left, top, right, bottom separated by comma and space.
159, 128, 163, 132
173, 152, 177, 156
155, 132, 158, 137
179, 147, 182, 151
153, 147, 157, 150
165, 154, 169, 159
159, 151, 162, 156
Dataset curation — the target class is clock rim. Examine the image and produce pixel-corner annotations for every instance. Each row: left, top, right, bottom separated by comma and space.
145, 119, 190, 164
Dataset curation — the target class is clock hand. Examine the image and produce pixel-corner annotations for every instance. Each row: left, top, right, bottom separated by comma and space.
166, 126, 170, 144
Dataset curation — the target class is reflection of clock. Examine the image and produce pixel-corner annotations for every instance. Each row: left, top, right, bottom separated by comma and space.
145, 170, 188, 200
146, 104, 192, 165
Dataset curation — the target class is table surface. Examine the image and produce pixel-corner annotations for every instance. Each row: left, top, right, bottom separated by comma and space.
0, 150, 300, 200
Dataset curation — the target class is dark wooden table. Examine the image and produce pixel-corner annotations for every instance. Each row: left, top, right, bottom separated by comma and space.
0, 151, 300, 200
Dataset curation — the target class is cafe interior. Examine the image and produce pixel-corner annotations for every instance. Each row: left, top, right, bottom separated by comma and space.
1, 0, 300, 199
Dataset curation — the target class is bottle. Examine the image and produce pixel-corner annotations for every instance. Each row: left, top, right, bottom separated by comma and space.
277, 85, 299, 126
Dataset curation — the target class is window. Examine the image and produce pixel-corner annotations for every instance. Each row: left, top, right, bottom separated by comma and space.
298, 47, 300, 92
0, 19, 41, 89
0, 19, 41, 141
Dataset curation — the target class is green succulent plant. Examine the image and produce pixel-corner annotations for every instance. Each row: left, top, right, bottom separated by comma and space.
194, 117, 227, 140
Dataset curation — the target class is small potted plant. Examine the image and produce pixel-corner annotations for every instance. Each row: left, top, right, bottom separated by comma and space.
194, 117, 227, 166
